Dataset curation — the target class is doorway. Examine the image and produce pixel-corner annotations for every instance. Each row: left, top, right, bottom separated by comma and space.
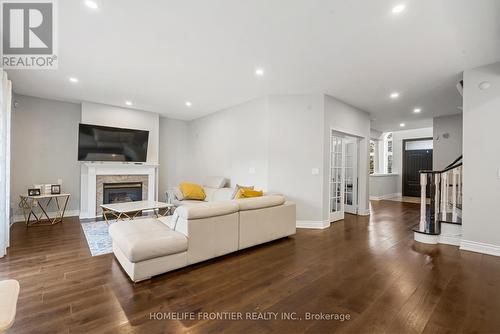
329, 131, 359, 222
402, 138, 433, 197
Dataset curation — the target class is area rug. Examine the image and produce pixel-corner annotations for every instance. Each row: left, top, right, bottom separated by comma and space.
80, 220, 116, 256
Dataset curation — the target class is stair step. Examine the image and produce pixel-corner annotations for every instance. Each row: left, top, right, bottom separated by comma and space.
439, 214, 462, 225
412, 224, 440, 236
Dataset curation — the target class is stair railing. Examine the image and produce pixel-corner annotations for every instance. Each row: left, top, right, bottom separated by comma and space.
418, 156, 462, 234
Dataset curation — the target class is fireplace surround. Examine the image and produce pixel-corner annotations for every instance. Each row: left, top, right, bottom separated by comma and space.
80, 163, 158, 219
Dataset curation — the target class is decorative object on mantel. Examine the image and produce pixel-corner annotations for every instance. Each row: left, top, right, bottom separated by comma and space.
19, 193, 70, 227
51, 184, 61, 195
27, 188, 41, 197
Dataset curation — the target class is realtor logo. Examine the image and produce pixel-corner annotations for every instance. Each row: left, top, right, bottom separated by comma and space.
1, 0, 58, 69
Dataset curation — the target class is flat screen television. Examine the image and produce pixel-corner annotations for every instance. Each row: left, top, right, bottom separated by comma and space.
78, 123, 149, 162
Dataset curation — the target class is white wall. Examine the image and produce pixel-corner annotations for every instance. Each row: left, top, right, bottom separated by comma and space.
369, 175, 399, 200
11, 95, 82, 216
323, 95, 371, 218
462, 61, 500, 254
433, 114, 463, 170
390, 127, 433, 194
267, 95, 324, 222
158, 117, 191, 201
181, 94, 371, 224
81, 102, 160, 164
189, 98, 269, 190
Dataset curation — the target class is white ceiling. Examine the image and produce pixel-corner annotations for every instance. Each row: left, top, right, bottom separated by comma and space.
6, 0, 500, 131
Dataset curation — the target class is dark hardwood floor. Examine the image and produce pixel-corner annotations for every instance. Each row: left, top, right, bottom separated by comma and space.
1, 201, 500, 333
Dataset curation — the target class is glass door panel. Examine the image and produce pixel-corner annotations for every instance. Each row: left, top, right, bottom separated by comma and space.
329, 133, 345, 221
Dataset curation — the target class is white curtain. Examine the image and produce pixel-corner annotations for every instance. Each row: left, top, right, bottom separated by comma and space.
0, 71, 12, 258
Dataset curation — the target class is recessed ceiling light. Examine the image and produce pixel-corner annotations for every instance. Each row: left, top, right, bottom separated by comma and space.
69, 77, 79, 83
392, 4, 406, 14
399, 123, 406, 127
413, 108, 422, 113
390, 92, 400, 99
125, 101, 132, 106
84, 0, 98, 9
185, 101, 192, 107
255, 68, 265, 77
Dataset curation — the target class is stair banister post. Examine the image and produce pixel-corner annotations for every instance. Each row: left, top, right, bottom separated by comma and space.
452, 168, 458, 222
419, 172, 427, 230
458, 166, 462, 206
441, 172, 448, 220
434, 173, 441, 225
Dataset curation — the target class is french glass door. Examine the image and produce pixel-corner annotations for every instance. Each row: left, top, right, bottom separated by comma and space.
329, 134, 345, 222
329, 132, 358, 222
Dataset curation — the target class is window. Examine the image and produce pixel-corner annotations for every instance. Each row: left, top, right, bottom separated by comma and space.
384, 132, 393, 174
369, 140, 376, 174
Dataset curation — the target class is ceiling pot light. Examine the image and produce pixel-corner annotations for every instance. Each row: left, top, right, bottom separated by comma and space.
413, 108, 422, 113
125, 101, 132, 106
399, 123, 406, 127
479, 81, 491, 90
255, 68, 265, 77
185, 101, 192, 107
69, 77, 79, 83
392, 4, 406, 14
390, 92, 400, 99
84, 0, 98, 9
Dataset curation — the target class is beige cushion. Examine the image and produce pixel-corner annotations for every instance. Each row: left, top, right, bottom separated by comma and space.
203, 176, 228, 189
0, 279, 20, 333
109, 219, 187, 263
176, 201, 239, 220
172, 199, 205, 207
234, 195, 285, 211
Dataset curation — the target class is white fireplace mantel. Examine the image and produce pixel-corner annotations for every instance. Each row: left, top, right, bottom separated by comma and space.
80, 162, 159, 219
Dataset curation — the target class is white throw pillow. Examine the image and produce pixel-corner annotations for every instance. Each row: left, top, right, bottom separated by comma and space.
203, 176, 228, 189
173, 187, 184, 200
231, 184, 254, 199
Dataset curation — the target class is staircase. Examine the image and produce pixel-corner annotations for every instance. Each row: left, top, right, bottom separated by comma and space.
413, 156, 463, 245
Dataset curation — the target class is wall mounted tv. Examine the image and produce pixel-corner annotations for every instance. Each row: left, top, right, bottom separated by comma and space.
78, 124, 149, 162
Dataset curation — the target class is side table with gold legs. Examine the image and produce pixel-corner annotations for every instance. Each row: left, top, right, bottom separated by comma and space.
19, 194, 70, 227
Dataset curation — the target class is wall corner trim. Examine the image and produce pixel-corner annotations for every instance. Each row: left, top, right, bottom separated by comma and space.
296, 220, 330, 229
460, 239, 500, 257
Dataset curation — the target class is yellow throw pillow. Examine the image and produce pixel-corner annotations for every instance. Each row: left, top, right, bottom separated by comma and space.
235, 189, 263, 199
179, 182, 206, 200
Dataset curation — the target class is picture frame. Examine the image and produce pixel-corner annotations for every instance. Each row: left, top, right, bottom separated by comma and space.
51, 184, 61, 195
28, 188, 41, 196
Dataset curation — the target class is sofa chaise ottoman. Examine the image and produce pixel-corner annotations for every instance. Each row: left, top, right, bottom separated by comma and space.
109, 195, 296, 282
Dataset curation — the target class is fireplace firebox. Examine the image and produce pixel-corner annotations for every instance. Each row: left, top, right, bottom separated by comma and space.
103, 182, 143, 204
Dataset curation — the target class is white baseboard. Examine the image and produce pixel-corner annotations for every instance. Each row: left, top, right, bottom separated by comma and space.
357, 208, 370, 216
460, 240, 500, 257
439, 235, 462, 246
296, 220, 330, 229
12, 210, 80, 224
369, 193, 401, 201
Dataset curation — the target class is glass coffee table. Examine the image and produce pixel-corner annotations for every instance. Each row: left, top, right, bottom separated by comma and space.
100, 200, 174, 223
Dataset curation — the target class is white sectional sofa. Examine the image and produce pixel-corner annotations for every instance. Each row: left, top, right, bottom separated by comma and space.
109, 195, 296, 282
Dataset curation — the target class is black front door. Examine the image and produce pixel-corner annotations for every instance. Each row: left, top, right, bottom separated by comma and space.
403, 143, 433, 197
